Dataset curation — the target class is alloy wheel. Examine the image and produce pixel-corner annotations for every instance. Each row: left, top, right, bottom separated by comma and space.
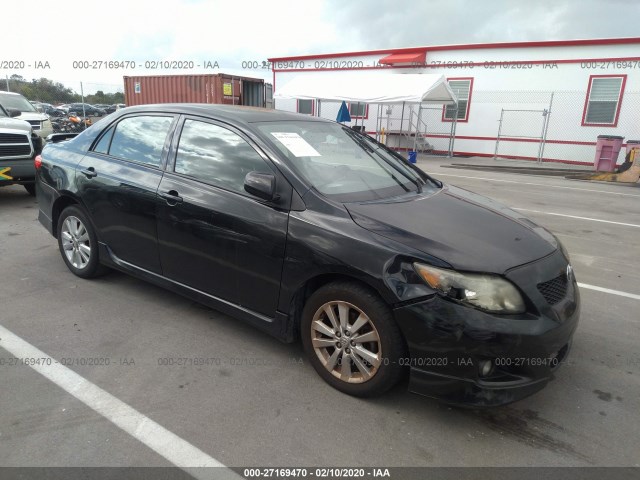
311, 301, 382, 383
61, 216, 91, 270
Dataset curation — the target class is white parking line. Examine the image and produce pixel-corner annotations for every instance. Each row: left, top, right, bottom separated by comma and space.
514, 208, 640, 228
435, 172, 640, 197
578, 283, 640, 301
0, 324, 239, 480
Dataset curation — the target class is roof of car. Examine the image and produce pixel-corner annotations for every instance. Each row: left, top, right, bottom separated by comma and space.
118, 104, 331, 124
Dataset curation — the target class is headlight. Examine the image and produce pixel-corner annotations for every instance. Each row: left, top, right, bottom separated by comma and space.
413, 263, 526, 314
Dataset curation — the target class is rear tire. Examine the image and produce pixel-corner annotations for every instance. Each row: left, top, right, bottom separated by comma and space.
56, 205, 109, 279
24, 183, 36, 196
301, 281, 406, 397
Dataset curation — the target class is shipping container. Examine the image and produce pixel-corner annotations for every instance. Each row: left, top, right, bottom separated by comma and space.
123, 74, 271, 108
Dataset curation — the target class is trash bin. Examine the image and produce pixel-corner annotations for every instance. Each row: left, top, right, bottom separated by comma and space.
594, 135, 624, 171
408, 151, 417, 164
625, 140, 640, 160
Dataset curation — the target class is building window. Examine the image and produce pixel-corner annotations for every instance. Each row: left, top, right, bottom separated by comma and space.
348, 103, 368, 119
442, 78, 473, 122
297, 99, 314, 115
582, 75, 626, 126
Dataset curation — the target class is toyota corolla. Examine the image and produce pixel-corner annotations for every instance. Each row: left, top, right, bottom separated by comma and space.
35, 105, 579, 406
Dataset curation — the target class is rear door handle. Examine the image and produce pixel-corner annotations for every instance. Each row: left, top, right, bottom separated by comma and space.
80, 167, 97, 178
160, 190, 183, 205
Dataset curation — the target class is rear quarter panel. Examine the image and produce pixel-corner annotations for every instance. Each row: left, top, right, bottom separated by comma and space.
36, 140, 88, 233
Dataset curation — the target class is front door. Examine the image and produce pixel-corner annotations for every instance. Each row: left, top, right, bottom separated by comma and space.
156, 117, 290, 317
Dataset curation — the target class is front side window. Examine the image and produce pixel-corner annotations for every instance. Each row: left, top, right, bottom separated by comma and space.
582, 75, 626, 126
106, 116, 173, 167
174, 119, 272, 194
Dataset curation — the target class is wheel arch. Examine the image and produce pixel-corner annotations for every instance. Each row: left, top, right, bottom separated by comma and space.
51, 192, 85, 238
284, 272, 396, 342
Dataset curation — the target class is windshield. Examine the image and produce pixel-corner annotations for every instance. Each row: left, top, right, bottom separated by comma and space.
0, 93, 37, 112
256, 121, 438, 202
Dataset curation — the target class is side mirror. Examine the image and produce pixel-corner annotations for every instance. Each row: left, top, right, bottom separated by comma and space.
244, 171, 277, 201
7, 108, 21, 118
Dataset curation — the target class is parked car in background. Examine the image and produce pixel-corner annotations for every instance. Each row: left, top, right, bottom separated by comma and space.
56, 104, 71, 113
0, 92, 53, 139
45, 106, 67, 117
67, 103, 106, 117
104, 104, 126, 114
0, 103, 42, 195
32, 103, 66, 117
35, 104, 580, 406
31, 102, 46, 113
93, 104, 111, 110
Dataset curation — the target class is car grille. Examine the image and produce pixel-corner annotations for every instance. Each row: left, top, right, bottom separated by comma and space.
26, 120, 41, 130
0, 133, 29, 144
0, 132, 32, 158
0, 144, 32, 156
537, 273, 568, 305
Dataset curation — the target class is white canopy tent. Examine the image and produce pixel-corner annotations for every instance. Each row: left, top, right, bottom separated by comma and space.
273, 72, 458, 104
273, 73, 459, 156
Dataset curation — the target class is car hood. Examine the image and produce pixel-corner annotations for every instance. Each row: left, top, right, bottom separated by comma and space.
345, 184, 558, 274
17, 112, 48, 122
0, 117, 32, 133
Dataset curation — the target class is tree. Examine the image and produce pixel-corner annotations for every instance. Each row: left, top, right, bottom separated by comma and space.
0, 76, 122, 105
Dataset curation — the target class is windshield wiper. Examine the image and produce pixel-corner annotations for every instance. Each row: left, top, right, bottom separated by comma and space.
368, 136, 442, 188
343, 128, 422, 193
343, 131, 410, 192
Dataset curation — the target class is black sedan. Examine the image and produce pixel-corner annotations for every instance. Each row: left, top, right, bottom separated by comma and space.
67, 103, 106, 117
105, 104, 126, 114
34, 105, 579, 406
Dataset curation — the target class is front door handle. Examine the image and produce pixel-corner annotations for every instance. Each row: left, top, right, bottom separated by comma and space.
80, 167, 97, 178
160, 190, 183, 205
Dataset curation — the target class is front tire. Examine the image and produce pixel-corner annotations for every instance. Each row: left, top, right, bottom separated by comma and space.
301, 281, 406, 397
56, 205, 108, 278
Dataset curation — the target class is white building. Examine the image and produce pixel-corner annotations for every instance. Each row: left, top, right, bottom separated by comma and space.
269, 38, 640, 165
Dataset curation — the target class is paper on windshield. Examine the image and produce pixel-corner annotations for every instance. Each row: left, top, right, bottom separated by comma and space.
271, 132, 321, 157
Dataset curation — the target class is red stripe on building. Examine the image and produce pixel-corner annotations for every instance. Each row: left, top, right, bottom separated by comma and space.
268, 37, 640, 62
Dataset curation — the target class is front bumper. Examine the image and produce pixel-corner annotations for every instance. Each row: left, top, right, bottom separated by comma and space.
0, 158, 36, 184
394, 250, 580, 407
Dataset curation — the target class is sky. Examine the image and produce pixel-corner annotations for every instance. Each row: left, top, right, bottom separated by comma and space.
3, 0, 640, 95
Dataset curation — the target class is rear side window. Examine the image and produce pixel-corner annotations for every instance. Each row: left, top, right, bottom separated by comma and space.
174, 119, 272, 194
93, 126, 114, 154
106, 116, 173, 167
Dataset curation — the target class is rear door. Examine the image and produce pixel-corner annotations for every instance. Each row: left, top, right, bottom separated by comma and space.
76, 113, 177, 273
156, 116, 290, 317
